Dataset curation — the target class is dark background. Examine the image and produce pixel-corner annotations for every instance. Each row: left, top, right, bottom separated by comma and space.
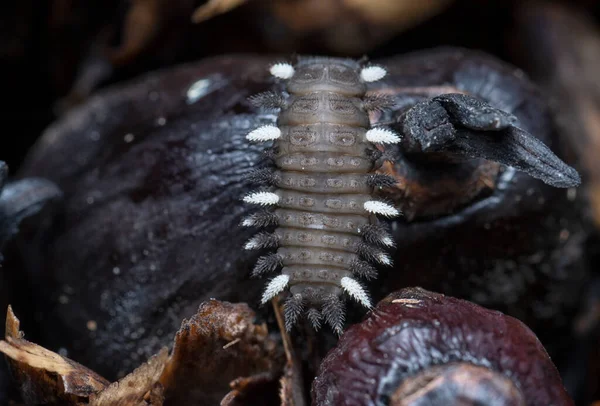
2, 0, 597, 174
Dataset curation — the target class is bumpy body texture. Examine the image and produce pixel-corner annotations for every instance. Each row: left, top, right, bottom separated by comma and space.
242, 57, 400, 333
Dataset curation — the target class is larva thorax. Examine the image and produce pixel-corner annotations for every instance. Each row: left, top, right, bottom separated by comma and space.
243, 57, 400, 334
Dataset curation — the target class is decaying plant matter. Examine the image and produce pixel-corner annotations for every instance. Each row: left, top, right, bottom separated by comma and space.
1, 301, 282, 405
1, 289, 577, 405
313, 287, 573, 405
9, 48, 587, 382
1, 306, 110, 405
513, 3, 600, 403
2, 1, 600, 404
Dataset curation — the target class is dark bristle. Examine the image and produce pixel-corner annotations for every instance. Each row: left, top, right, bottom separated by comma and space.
322, 294, 345, 336
241, 211, 279, 228
362, 94, 396, 112
248, 91, 287, 109
251, 254, 282, 277
284, 294, 304, 331
307, 308, 322, 330
366, 174, 398, 188
246, 232, 279, 250
380, 150, 396, 163
349, 259, 378, 280
248, 168, 280, 185
360, 224, 395, 247
263, 147, 278, 160
369, 149, 383, 162
357, 242, 390, 265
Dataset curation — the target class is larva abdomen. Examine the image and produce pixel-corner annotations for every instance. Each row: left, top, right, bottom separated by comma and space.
275, 153, 373, 173
243, 58, 399, 334
277, 190, 370, 214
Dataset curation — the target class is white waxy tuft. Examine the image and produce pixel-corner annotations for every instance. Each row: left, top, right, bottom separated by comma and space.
270, 63, 295, 79
340, 277, 372, 308
360, 66, 386, 82
365, 128, 401, 144
376, 252, 393, 266
261, 274, 290, 304
380, 235, 395, 247
364, 201, 400, 217
246, 125, 281, 142
243, 191, 280, 206
244, 237, 259, 250
241, 217, 255, 227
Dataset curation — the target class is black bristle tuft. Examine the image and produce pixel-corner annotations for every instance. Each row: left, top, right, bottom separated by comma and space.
362, 94, 396, 112
248, 168, 281, 185
284, 294, 304, 331
356, 242, 392, 266
263, 147, 278, 160
241, 211, 279, 228
251, 253, 282, 277
380, 150, 396, 163
369, 149, 383, 162
360, 224, 395, 247
366, 174, 398, 188
322, 294, 345, 336
356, 241, 381, 259
349, 259, 378, 280
245, 232, 279, 250
248, 91, 287, 109
306, 308, 322, 330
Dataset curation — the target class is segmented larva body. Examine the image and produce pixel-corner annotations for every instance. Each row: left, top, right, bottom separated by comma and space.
242, 57, 400, 334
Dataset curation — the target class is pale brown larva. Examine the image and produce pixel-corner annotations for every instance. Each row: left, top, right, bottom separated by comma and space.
241, 56, 400, 334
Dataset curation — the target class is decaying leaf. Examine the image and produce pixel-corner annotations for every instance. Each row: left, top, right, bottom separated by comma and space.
0, 306, 109, 405
271, 0, 453, 31
2, 300, 281, 405
191, 0, 454, 54
192, 0, 248, 23
159, 299, 283, 405
220, 372, 280, 406
107, 0, 164, 66
89, 348, 168, 406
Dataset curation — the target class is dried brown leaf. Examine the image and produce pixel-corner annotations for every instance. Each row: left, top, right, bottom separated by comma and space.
140, 383, 165, 405
108, 0, 163, 66
89, 347, 168, 406
159, 299, 283, 406
191, 0, 248, 23
273, 0, 452, 31
0, 306, 109, 405
220, 372, 279, 406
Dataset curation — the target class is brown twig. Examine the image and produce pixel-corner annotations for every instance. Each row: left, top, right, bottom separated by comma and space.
272, 297, 307, 406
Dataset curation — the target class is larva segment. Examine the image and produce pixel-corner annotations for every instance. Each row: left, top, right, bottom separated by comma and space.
244, 56, 399, 334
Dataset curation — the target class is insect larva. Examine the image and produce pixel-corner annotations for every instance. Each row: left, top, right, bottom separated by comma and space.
242, 56, 400, 334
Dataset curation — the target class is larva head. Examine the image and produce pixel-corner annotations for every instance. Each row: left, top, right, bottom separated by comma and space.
282, 57, 372, 96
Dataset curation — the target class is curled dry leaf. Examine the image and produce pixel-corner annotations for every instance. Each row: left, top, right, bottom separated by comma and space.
89, 348, 168, 406
0, 306, 109, 405
159, 299, 283, 406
